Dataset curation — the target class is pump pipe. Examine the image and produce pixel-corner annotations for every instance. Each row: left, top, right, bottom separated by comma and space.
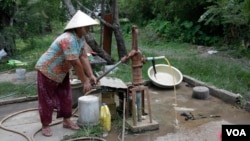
146, 56, 165, 61
96, 60, 122, 82
96, 50, 142, 82
96, 55, 165, 82
146, 56, 165, 78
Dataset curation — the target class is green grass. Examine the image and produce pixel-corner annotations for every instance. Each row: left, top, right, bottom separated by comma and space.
0, 30, 60, 98
0, 34, 56, 72
61, 115, 124, 140
62, 124, 103, 140
107, 28, 250, 101
0, 82, 36, 98
0, 25, 250, 102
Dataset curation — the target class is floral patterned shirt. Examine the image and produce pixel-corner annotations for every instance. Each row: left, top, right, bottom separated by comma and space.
35, 32, 84, 83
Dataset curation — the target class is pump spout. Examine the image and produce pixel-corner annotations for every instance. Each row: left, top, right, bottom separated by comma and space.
146, 56, 165, 61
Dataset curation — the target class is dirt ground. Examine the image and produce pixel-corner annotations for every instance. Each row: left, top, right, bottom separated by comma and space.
0, 69, 37, 84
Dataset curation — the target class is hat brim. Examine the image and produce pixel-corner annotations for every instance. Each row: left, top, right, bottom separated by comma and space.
64, 10, 99, 31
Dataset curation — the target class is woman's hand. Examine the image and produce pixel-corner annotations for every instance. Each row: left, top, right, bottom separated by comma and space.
82, 80, 92, 93
89, 74, 97, 85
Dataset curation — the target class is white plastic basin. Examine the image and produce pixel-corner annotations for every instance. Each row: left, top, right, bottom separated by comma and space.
148, 64, 183, 88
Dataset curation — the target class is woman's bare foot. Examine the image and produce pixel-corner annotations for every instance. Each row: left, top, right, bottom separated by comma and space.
63, 118, 80, 130
42, 126, 52, 137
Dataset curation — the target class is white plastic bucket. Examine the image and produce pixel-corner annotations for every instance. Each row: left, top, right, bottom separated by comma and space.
77, 95, 100, 126
16, 68, 26, 80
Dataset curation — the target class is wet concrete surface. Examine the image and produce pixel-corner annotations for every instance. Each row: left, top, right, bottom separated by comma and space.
0, 81, 250, 141
106, 82, 250, 141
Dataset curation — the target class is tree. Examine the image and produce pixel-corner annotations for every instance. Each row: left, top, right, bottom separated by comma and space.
109, 0, 127, 60
85, 0, 128, 62
0, 0, 66, 56
63, 0, 128, 64
199, 0, 250, 46
0, 0, 19, 56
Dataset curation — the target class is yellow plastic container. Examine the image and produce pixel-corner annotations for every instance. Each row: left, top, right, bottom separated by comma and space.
100, 103, 111, 132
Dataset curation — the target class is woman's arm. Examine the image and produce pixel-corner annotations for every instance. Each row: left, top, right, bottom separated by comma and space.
69, 59, 92, 91
80, 41, 97, 84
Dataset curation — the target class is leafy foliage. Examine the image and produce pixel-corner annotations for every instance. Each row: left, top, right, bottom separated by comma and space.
199, 0, 250, 49
0, 0, 249, 59
119, 0, 250, 54
144, 18, 221, 46
0, 0, 66, 58
14, 0, 66, 38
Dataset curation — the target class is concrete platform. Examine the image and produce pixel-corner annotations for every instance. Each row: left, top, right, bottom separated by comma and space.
126, 116, 159, 133
0, 74, 250, 141
0, 102, 77, 141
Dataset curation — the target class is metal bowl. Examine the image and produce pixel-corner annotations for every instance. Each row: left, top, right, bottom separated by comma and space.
147, 64, 183, 88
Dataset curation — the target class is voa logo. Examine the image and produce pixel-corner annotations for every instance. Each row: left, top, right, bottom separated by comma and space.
226, 129, 246, 136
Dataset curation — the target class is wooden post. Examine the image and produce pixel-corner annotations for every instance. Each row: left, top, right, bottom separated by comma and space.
103, 13, 113, 55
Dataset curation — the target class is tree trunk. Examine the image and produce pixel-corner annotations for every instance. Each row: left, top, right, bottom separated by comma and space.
84, 33, 115, 64
0, 5, 17, 56
63, 0, 115, 64
110, 0, 127, 60
63, 0, 76, 18
76, 0, 128, 61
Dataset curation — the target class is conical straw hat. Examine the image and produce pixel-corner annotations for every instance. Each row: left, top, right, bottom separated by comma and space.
64, 10, 99, 30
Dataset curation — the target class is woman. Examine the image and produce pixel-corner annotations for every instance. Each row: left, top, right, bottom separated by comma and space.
35, 10, 98, 137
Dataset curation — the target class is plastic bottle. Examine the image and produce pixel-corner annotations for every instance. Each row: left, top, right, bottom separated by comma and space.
100, 103, 111, 137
